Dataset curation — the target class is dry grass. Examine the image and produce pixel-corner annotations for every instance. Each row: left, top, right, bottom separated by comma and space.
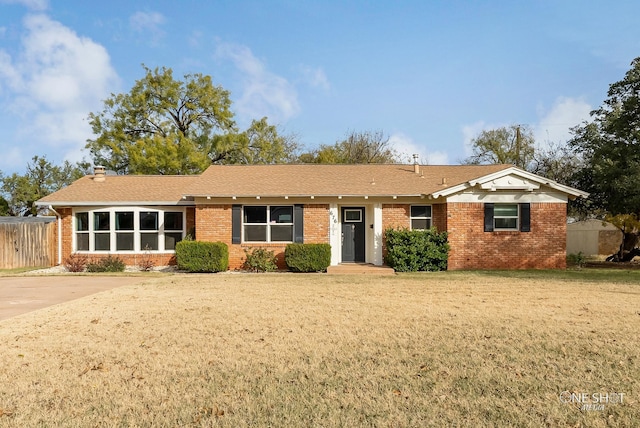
0, 272, 638, 427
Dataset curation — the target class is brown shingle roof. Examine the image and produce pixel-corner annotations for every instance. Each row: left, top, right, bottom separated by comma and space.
185, 164, 512, 197
37, 175, 198, 206
37, 164, 518, 205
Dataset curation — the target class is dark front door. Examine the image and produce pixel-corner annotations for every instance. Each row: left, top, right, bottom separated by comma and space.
341, 207, 365, 262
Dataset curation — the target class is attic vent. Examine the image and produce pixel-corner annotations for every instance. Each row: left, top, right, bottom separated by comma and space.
93, 166, 106, 182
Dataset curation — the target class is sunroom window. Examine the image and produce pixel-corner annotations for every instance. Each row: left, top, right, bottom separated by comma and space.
73, 208, 185, 252
243, 205, 294, 242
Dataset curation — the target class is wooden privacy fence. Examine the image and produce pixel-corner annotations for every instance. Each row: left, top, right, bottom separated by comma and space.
0, 217, 57, 269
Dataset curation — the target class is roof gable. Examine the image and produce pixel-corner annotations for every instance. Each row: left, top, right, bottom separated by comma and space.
431, 167, 589, 199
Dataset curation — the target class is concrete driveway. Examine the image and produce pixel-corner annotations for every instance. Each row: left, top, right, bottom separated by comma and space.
0, 276, 144, 321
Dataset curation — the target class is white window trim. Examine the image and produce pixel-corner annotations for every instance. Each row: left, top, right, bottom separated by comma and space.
343, 209, 362, 223
72, 207, 186, 253
410, 205, 432, 230
493, 204, 519, 231
242, 205, 294, 243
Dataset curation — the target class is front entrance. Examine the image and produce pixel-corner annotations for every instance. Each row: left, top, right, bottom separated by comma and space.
341, 207, 365, 262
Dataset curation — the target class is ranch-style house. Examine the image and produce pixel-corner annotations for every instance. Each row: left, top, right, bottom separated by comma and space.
36, 163, 588, 270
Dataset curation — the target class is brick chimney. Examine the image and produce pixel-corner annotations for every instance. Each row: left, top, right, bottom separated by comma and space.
93, 165, 106, 182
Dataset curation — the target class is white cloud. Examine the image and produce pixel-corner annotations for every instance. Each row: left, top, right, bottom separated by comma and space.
0, 13, 119, 170
299, 65, 330, 91
129, 11, 165, 43
534, 96, 592, 147
0, 0, 48, 11
215, 41, 300, 123
389, 132, 448, 165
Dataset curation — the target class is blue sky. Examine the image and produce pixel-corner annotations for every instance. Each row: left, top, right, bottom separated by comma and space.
0, 0, 639, 174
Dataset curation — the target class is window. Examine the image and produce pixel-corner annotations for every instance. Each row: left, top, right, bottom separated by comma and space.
140, 211, 159, 250
484, 203, 531, 232
344, 209, 362, 222
75, 212, 89, 251
243, 205, 294, 242
494, 204, 518, 230
164, 212, 183, 250
410, 205, 432, 230
73, 208, 185, 252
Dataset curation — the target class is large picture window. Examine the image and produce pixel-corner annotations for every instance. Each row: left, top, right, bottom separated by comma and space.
410, 205, 432, 230
73, 208, 185, 252
243, 205, 294, 242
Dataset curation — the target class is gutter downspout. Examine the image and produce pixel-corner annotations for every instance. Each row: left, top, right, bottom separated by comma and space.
48, 205, 62, 266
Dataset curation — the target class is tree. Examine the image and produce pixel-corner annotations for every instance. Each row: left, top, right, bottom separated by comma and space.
300, 130, 399, 164
86, 66, 236, 175
210, 117, 300, 164
570, 57, 640, 260
0, 156, 87, 216
463, 125, 535, 169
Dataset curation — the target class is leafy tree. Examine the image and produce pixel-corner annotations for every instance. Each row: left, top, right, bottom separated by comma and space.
86, 66, 236, 175
463, 125, 535, 169
211, 117, 300, 164
299, 130, 400, 164
570, 57, 640, 260
0, 156, 87, 216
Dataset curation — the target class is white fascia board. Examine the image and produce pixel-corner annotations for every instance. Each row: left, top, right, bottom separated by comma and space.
35, 200, 194, 207
435, 167, 589, 199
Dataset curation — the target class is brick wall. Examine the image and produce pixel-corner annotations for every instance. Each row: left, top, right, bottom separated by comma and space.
197, 203, 329, 270
446, 202, 567, 270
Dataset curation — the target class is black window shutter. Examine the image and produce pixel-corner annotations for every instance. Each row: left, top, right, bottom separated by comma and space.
294, 204, 304, 243
484, 203, 494, 232
232, 205, 241, 244
520, 203, 531, 232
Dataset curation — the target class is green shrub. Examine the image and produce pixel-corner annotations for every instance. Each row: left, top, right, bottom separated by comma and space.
175, 241, 229, 273
285, 243, 331, 272
384, 227, 449, 272
86, 255, 126, 273
243, 247, 278, 272
567, 252, 586, 268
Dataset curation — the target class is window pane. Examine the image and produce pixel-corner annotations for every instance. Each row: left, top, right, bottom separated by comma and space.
494, 205, 518, 216
271, 225, 293, 241
411, 205, 431, 218
244, 225, 267, 241
94, 212, 110, 231
495, 218, 517, 229
76, 233, 89, 251
165, 232, 182, 250
345, 209, 361, 222
411, 219, 431, 230
76, 213, 88, 231
270, 206, 293, 223
140, 212, 158, 231
244, 206, 267, 223
95, 233, 110, 250
116, 232, 134, 250
140, 233, 158, 251
164, 212, 183, 230
116, 212, 134, 230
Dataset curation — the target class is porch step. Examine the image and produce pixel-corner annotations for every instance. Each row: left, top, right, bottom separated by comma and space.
326, 263, 396, 275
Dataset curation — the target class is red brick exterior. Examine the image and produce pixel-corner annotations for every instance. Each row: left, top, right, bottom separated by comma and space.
446, 202, 567, 270
196, 203, 329, 270
53, 201, 567, 271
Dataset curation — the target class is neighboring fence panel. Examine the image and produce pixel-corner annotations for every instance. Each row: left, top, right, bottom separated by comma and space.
0, 221, 56, 269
